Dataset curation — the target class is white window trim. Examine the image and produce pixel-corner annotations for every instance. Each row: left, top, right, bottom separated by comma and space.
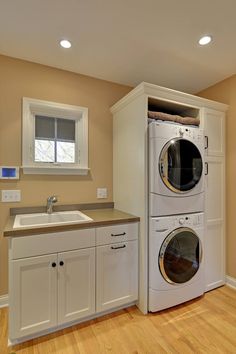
22, 97, 89, 175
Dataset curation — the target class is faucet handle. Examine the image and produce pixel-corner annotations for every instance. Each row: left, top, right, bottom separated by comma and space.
47, 195, 58, 203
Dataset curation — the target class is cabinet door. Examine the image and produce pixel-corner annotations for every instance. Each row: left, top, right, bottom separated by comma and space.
205, 158, 225, 291
9, 254, 57, 339
58, 248, 95, 325
202, 108, 225, 157
96, 240, 138, 312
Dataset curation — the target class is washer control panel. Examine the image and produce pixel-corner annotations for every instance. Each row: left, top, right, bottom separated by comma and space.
152, 212, 204, 232
174, 213, 204, 227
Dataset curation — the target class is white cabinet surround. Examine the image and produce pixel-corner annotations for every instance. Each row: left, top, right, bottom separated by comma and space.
9, 222, 138, 344
202, 108, 226, 291
111, 82, 228, 314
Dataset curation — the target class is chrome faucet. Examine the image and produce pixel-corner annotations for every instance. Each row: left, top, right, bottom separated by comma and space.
46, 195, 58, 214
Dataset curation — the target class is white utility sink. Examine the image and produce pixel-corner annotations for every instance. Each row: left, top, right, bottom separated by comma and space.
13, 210, 93, 228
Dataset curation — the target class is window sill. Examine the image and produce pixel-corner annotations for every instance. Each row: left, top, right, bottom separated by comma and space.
22, 165, 90, 175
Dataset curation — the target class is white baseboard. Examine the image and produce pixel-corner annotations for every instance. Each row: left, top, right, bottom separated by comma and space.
226, 275, 236, 290
0, 294, 8, 308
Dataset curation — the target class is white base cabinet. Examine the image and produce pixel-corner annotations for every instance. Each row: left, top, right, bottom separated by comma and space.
10, 254, 58, 339
95, 223, 138, 312
10, 249, 95, 340
96, 240, 138, 312
9, 222, 138, 343
58, 248, 95, 325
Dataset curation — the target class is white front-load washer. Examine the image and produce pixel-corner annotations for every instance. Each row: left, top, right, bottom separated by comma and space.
149, 212, 204, 312
149, 121, 205, 216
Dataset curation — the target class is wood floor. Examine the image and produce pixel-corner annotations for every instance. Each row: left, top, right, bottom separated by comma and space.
1, 286, 236, 354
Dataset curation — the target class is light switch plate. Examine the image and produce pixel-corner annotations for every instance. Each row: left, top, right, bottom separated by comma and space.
1, 190, 21, 202
97, 188, 107, 199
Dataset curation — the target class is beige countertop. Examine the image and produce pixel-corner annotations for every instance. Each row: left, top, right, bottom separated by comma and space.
4, 208, 140, 237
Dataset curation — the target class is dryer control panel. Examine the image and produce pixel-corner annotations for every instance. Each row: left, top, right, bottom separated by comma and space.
149, 121, 204, 143
178, 127, 203, 142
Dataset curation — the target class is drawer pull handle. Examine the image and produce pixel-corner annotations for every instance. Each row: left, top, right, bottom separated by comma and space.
111, 232, 126, 237
52, 262, 57, 268
111, 245, 126, 250
59, 261, 64, 266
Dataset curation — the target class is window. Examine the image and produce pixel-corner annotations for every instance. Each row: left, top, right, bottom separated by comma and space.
22, 98, 88, 175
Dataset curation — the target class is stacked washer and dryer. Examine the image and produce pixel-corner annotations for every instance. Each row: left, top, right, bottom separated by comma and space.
148, 121, 205, 312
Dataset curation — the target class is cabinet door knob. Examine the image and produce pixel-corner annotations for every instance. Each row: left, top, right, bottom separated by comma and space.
52, 262, 57, 268
59, 261, 64, 266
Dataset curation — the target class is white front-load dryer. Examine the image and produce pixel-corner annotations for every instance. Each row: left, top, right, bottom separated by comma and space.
149, 121, 205, 216
149, 212, 204, 312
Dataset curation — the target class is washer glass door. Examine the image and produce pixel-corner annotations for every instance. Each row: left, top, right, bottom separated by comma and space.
159, 227, 201, 284
159, 138, 203, 193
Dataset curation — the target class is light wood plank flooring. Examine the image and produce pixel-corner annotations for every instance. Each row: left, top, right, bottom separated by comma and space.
1, 286, 236, 354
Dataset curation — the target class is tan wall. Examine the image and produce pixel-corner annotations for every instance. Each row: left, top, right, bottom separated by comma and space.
198, 75, 236, 279
0, 55, 131, 296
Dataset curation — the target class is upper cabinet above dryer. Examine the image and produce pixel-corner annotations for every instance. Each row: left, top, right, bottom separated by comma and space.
201, 108, 225, 157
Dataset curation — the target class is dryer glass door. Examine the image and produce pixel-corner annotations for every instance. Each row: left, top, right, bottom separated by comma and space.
159, 138, 203, 193
159, 227, 202, 284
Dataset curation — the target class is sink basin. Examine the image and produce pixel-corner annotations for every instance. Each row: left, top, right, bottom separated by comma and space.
13, 211, 93, 229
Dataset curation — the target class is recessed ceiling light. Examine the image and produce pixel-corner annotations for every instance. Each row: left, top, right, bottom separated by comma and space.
60, 39, 72, 49
198, 35, 212, 46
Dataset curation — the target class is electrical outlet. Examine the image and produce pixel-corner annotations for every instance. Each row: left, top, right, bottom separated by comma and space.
97, 188, 107, 199
1, 190, 21, 202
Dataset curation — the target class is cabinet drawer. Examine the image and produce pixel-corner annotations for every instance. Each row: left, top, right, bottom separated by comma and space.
96, 223, 138, 246
11, 228, 96, 259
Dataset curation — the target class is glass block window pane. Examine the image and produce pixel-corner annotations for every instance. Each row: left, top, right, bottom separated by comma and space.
35, 139, 55, 162
35, 116, 55, 139
34, 115, 76, 163
57, 141, 75, 163
57, 119, 75, 141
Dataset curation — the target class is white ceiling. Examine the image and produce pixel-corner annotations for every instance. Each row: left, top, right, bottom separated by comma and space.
0, 0, 236, 93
